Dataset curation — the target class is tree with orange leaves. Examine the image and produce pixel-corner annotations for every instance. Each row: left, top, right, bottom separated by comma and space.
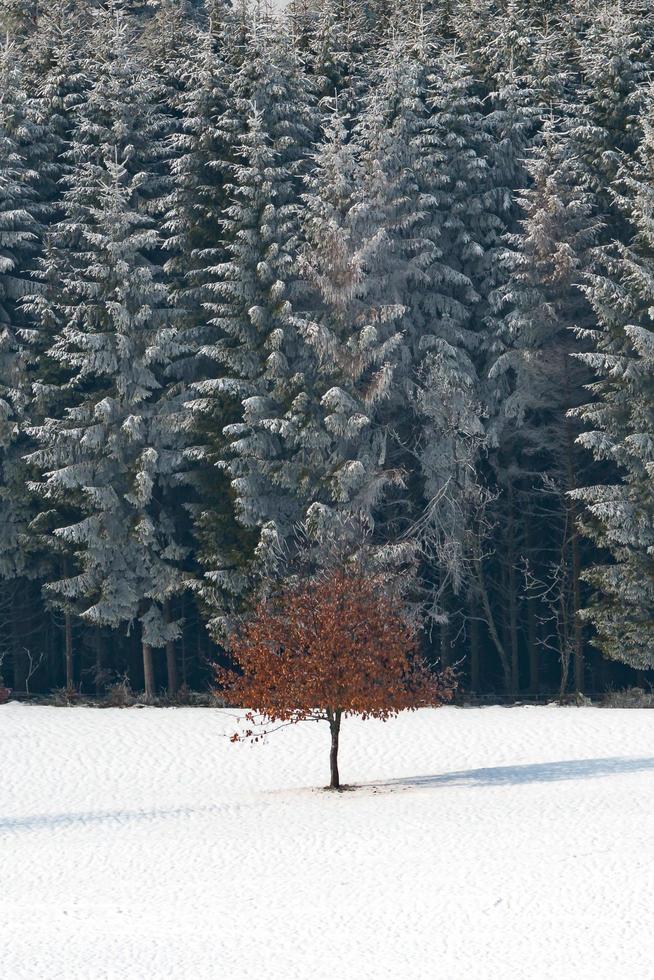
215, 569, 456, 789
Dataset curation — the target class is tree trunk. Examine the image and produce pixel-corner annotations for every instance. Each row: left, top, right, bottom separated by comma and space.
46, 613, 57, 691
469, 597, 480, 693
440, 610, 450, 669
526, 594, 539, 695
328, 709, 342, 790
60, 558, 74, 691
64, 611, 74, 692
523, 508, 540, 695
570, 514, 584, 692
164, 601, 178, 695
474, 544, 511, 692
507, 481, 520, 696
166, 640, 177, 696
95, 632, 104, 697
11, 584, 27, 692
142, 642, 155, 703
180, 594, 188, 687
563, 359, 584, 693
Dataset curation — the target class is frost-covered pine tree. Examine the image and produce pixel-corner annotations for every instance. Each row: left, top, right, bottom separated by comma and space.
287, 108, 408, 575
23, 0, 90, 226
138, 0, 198, 84
286, 0, 372, 118
0, 0, 38, 41
226, 12, 318, 160
164, 6, 240, 354
571, 102, 654, 670
446, 8, 553, 690
352, 37, 489, 626
564, 1, 654, 243
192, 106, 309, 627
0, 42, 41, 580
190, 20, 317, 629
28, 4, 190, 699
67, 1, 171, 206
451, 0, 537, 91
491, 120, 600, 450
490, 119, 601, 692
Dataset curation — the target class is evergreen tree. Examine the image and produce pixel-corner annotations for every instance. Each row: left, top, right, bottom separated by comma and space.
0, 42, 51, 692
353, 38, 490, 628
0, 0, 38, 41
286, 0, 372, 117
192, 105, 308, 629
0, 0, 651, 696
288, 110, 408, 574
164, 9, 238, 354
564, 1, 654, 244
28, 5, 190, 698
490, 120, 601, 692
0, 42, 40, 580
190, 20, 317, 631
572, 107, 654, 669
24, 0, 90, 224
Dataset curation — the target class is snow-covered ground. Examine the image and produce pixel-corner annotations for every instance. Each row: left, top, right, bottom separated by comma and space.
3, 703, 654, 979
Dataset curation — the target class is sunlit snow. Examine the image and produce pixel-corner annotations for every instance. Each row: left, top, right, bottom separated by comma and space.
3, 704, 654, 979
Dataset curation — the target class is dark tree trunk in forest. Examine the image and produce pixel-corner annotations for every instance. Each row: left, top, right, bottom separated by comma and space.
469, 597, 480, 692
95, 632, 104, 696
61, 559, 74, 690
507, 481, 520, 695
328, 709, 342, 790
46, 616, 57, 690
64, 612, 74, 691
569, 506, 584, 692
474, 544, 512, 693
564, 361, 584, 692
166, 640, 177, 696
180, 593, 189, 687
142, 642, 155, 702
164, 601, 178, 695
527, 596, 539, 695
12, 644, 28, 692
181, 628, 188, 687
524, 507, 540, 694
440, 611, 450, 669
11, 585, 27, 691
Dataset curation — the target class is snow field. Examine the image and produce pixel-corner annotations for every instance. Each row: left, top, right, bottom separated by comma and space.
2, 703, 654, 979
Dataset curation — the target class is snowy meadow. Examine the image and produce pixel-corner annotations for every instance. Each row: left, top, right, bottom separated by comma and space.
3, 1, 654, 975
3, 703, 654, 980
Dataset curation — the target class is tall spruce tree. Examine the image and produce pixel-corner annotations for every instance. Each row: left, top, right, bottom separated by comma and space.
490, 120, 601, 692
571, 103, 654, 670
0, 42, 46, 692
192, 106, 304, 627
23, 0, 90, 231
352, 37, 490, 636
190, 20, 317, 632
164, 8, 239, 358
287, 109, 408, 576
565, 1, 654, 244
28, 4, 190, 699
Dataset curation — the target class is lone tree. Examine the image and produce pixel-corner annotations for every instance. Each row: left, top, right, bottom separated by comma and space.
216, 569, 456, 789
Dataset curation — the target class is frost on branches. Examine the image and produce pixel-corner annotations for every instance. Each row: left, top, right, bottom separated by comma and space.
215, 569, 456, 789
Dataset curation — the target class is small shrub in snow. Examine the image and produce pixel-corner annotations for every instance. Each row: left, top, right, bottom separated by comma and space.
602, 687, 654, 708
50, 687, 81, 707
106, 675, 136, 708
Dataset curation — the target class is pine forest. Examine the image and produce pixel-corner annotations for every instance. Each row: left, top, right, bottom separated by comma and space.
2, 0, 654, 702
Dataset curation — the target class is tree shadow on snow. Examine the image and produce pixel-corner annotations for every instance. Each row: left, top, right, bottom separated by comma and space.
0, 804, 228, 836
362, 756, 654, 794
